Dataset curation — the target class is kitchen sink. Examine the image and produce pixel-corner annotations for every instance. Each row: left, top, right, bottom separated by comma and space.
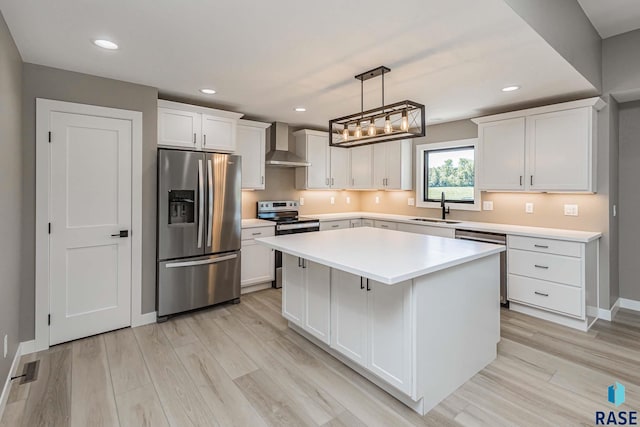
411, 218, 461, 224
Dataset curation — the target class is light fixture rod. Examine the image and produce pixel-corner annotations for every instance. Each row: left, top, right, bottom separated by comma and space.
361, 78, 363, 119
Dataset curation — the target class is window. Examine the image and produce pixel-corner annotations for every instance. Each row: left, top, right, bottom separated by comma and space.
416, 139, 480, 211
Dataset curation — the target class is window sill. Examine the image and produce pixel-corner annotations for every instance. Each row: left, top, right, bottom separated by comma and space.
416, 200, 481, 211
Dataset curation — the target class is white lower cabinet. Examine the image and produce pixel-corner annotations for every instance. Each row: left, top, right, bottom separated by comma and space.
241, 226, 275, 291
320, 219, 351, 231
282, 254, 331, 344
396, 222, 455, 238
373, 220, 397, 230
350, 219, 363, 228
330, 269, 413, 395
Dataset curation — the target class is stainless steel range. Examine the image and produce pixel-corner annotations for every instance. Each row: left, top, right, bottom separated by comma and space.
257, 200, 320, 288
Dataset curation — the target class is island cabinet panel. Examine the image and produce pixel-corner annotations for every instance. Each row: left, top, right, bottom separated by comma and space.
282, 254, 305, 325
330, 269, 368, 367
282, 253, 331, 344
368, 279, 413, 395
304, 261, 331, 343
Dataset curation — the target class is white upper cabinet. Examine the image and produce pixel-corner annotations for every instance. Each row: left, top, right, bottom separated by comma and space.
477, 118, 525, 191
350, 145, 373, 189
526, 108, 593, 192
236, 119, 270, 190
157, 100, 243, 152
295, 130, 330, 189
158, 108, 201, 149
372, 140, 413, 190
473, 97, 604, 193
330, 147, 350, 189
295, 130, 350, 190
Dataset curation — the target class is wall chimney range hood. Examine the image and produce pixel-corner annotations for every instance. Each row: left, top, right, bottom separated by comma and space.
265, 122, 311, 167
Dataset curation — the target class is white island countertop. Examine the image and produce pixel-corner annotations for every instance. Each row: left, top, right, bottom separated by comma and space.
256, 227, 504, 285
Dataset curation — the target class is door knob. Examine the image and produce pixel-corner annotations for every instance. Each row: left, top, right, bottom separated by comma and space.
111, 230, 129, 238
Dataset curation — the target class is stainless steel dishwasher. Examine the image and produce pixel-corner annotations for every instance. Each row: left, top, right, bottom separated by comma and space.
455, 229, 508, 306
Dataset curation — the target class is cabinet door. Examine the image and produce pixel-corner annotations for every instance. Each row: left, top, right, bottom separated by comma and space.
526, 108, 592, 191
307, 135, 330, 189
331, 269, 368, 367
282, 253, 305, 326
372, 144, 387, 188
304, 261, 331, 344
158, 108, 200, 148
374, 220, 397, 230
350, 145, 373, 189
350, 219, 363, 228
320, 220, 351, 231
240, 240, 274, 287
202, 114, 236, 153
367, 279, 413, 395
236, 125, 266, 189
330, 147, 350, 189
362, 219, 374, 227
478, 118, 525, 191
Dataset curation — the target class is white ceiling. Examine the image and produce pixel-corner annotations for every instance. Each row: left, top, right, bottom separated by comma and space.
578, 0, 640, 39
0, 0, 597, 128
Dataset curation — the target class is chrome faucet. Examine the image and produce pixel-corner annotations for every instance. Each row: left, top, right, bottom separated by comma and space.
441, 192, 450, 220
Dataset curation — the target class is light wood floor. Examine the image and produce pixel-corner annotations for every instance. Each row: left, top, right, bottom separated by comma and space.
2, 289, 639, 427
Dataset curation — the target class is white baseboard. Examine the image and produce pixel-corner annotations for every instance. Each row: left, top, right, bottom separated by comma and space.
0, 342, 23, 421
598, 298, 621, 322
241, 282, 272, 295
509, 302, 590, 331
132, 311, 157, 328
619, 298, 640, 312
19, 340, 36, 356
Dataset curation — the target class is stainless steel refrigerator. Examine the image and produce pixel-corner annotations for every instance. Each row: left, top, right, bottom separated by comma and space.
157, 149, 241, 320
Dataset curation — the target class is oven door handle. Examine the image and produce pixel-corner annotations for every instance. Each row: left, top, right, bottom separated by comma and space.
277, 222, 320, 231
456, 236, 506, 245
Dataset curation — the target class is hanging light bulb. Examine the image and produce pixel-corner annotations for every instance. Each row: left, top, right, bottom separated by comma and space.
368, 119, 377, 137
354, 121, 362, 138
342, 124, 349, 141
401, 110, 409, 132
384, 115, 393, 134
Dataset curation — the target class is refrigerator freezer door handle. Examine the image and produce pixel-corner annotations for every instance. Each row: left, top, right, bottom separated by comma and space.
197, 159, 204, 248
207, 159, 213, 247
165, 253, 238, 268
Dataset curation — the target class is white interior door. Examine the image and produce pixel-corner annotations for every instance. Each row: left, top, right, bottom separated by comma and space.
49, 111, 132, 345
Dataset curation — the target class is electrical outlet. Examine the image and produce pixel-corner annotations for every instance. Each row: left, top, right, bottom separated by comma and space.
613, 204, 617, 217
346, 196, 351, 204
299, 197, 304, 206
3, 334, 7, 358
330, 197, 335, 205
564, 204, 579, 216
482, 201, 494, 211
408, 198, 415, 206
375, 196, 380, 204
525, 202, 534, 214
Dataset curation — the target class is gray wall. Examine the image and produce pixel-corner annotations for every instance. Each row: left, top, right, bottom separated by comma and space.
603, 29, 640, 100
503, 0, 602, 91
618, 101, 640, 301
0, 11, 23, 385
20, 64, 158, 340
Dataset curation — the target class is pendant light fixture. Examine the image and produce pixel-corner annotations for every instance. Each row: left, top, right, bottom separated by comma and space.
329, 66, 425, 147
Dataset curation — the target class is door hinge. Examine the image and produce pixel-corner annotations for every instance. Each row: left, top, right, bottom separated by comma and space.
48, 132, 51, 143
48, 223, 51, 234
47, 314, 51, 325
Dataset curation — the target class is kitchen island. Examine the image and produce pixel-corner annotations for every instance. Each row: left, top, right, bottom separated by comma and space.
256, 227, 505, 415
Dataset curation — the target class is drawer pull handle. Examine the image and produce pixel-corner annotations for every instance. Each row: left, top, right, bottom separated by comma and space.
251, 232, 262, 236
534, 244, 549, 249
534, 264, 549, 269
534, 291, 549, 297
331, 224, 339, 228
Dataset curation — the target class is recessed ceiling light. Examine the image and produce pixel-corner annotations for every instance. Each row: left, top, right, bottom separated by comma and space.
294, 107, 307, 112
93, 39, 119, 50
200, 88, 216, 95
502, 85, 520, 92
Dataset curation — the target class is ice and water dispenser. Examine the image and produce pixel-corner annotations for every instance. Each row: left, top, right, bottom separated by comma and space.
168, 190, 195, 225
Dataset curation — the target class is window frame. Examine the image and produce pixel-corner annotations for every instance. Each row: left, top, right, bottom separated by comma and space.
415, 138, 481, 211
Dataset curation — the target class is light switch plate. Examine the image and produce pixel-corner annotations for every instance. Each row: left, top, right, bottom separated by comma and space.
3, 334, 7, 358
299, 197, 305, 206
330, 197, 335, 205
525, 202, 534, 214
483, 201, 494, 211
375, 196, 380, 204
564, 204, 579, 216
346, 196, 351, 204
408, 198, 415, 206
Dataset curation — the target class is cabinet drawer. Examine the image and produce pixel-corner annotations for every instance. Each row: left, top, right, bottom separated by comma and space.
241, 226, 275, 241
320, 220, 351, 231
508, 274, 582, 318
374, 220, 398, 230
508, 235, 581, 257
508, 249, 582, 287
